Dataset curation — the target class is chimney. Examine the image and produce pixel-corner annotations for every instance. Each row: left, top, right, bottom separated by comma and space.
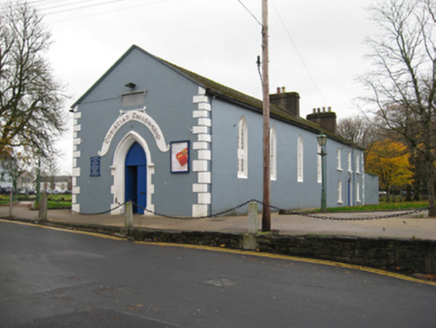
269, 87, 300, 117
306, 106, 337, 134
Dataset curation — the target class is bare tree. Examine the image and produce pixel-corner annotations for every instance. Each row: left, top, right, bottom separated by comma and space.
363, 0, 436, 216
337, 115, 380, 150
40, 152, 60, 192
0, 2, 65, 162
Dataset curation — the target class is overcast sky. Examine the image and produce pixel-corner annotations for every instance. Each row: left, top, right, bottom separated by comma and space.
3, 0, 380, 174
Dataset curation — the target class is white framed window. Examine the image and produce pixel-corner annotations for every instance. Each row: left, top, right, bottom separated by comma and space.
317, 143, 322, 183
297, 134, 304, 182
270, 126, 277, 180
337, 148, 342, 171
356, 181, 361, 202
237, 116, 248, 178
356, 154, 360, 174
347, 151, 352, 173
338, 180, 343, 204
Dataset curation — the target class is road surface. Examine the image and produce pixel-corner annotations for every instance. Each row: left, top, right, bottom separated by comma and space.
0, 221, 435, 327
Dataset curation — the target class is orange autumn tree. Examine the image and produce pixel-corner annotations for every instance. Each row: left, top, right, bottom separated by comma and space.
365, 139, 413, 202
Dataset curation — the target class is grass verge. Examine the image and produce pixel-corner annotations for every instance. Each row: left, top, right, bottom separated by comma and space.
311, 201, 428, 213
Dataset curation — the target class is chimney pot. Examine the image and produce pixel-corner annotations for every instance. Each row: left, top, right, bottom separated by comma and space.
306, 107, 337, 134
269, 91, 300, 117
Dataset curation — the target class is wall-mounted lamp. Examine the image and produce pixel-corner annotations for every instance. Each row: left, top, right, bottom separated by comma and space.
125, 82, 136, 89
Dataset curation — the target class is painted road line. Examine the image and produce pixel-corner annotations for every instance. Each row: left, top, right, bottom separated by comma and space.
134, 243, 436, 287
0, 218, 128, 241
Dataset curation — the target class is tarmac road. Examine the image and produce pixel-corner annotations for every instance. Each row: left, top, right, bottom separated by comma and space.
1, 221, 435, 327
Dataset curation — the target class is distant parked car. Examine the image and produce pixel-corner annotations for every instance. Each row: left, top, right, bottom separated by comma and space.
0, 187, 13, 195
378, 191, 387, 195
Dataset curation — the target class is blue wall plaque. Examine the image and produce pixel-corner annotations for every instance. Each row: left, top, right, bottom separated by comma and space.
90, 156, 101, 177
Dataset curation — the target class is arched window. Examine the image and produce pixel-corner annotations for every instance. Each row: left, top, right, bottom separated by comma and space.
356, 154, 360, 174
270, 126, 277, 180
238, 116, 248, 178
338, 180, 343, 203
356, 181, 361, 202
297, 134, 304, 182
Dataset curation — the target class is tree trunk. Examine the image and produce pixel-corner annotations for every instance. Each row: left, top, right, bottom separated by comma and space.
405, 184, 412, 202
413, 178, 420, 201
427, 163, 435, 217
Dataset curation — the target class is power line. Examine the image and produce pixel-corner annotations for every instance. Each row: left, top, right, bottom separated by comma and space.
270, 0, 328, 106
41, 0, 122, 15
38, 0, 118, 12
45, 0, 174, 23
236, 0, 262, 26
1, 0, 175, 22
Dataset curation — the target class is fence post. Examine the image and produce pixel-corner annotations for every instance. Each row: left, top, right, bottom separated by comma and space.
243, 202, 258, 250
9, 189, 13, 217
125, 202, 134, 232
248, 201, 258, 233
37, 191, 48, 222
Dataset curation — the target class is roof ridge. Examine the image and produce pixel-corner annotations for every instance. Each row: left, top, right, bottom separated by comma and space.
71, 45, 359, 148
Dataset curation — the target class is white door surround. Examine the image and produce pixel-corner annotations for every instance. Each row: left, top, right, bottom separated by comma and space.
110, 131, 155, 215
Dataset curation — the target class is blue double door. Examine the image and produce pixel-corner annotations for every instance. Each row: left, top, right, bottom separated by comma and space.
125, 142, 147, 214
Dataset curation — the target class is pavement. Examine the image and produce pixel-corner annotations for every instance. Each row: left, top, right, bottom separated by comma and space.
1, 202, 436, 240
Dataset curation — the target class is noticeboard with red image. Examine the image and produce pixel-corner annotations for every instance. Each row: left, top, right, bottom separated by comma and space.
171, 141, 190, 173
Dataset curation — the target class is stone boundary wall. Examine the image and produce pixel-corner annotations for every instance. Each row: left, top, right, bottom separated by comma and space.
256, 234, 436, 274
129, 229, 242, 249
130, 229, 436, 275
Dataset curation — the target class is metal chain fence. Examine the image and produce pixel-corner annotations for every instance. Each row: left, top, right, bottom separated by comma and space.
283, 208, 428, 221
135, 199, 257, 220
131, 199, 429, 221
47, 194, 429, 221
69, 203, 126, 216
46, 195, 127, 216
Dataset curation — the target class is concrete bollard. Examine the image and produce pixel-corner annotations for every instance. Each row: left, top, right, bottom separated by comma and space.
248, 201, 258, 233
37, 191, 48, 222
243, 202, 258, 250
125, 202, 134, 232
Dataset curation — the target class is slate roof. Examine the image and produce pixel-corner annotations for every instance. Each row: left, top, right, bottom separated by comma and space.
71, 45, 356, 147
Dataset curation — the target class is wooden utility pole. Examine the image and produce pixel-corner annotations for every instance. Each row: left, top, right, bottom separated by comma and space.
261, 0, 271, 231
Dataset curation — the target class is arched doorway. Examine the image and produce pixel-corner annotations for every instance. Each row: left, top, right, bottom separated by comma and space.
125, 142, 147, 214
